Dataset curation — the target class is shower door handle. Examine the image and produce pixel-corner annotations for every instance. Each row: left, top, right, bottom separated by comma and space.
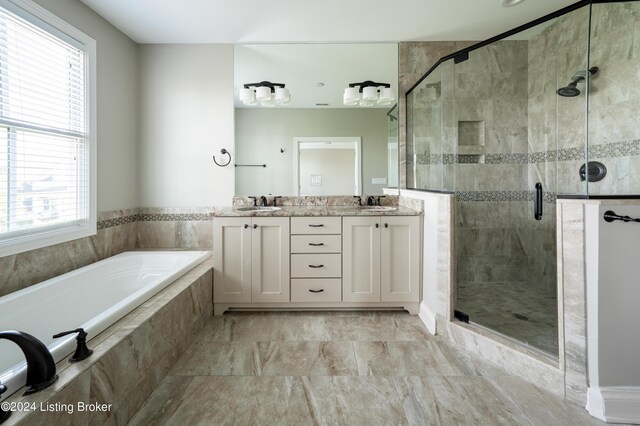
534, 182, 543, 221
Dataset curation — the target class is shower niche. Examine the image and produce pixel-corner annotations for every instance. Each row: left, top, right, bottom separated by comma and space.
406, 1, 640, 356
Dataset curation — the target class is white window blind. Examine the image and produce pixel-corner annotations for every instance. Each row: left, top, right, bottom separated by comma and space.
0, 0, 95, 256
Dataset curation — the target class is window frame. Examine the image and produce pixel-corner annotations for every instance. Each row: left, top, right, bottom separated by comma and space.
0, 0, 96, 257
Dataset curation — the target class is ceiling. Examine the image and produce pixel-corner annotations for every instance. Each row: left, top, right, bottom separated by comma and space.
234, 44, 398, 109
79, 0, 577, 44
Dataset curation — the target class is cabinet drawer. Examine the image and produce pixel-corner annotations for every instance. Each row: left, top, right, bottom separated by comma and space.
291, 279, 342, 302
291, 254, 341, 277
291, 217, 341, 235
291, 235, 342, 253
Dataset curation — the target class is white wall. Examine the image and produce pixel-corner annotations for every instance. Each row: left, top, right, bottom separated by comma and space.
586, 202, 640, 423
299, 149, 355, 195
235, 108, 388, 196
34, 0, 139, 211
139, 44, 235, 207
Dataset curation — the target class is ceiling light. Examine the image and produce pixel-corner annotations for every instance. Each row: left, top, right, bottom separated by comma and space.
501, 0, 525, 7
343, 80, 395, 107
239, 81, 290, 107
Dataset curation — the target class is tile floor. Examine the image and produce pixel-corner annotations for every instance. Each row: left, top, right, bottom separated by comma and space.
129, 311, 601, 425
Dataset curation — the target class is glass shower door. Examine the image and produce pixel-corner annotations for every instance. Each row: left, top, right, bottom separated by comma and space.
453, 7, 590, 355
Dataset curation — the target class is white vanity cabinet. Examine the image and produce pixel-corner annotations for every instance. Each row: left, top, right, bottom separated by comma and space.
213, 211, 420, 315
343, 216, 420, 303
213, 217, 290, 304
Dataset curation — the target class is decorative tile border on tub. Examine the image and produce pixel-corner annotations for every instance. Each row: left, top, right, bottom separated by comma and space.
138, 213, 214, 222
137, 207, 216, 222
97, 213, 140, 230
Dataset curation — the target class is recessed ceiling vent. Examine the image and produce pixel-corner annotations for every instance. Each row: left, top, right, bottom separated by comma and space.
315, 103, 330, 106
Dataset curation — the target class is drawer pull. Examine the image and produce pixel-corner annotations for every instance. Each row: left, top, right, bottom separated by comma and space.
308, 242, 324, 246
308, 264, 324, 268
308, 289, 324, 293
308, 224, 324, 227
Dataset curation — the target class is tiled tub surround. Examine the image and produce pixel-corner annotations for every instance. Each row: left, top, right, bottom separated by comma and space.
0, 209, 138, 298
3, 258, 213, 425
137, 207, 215, 250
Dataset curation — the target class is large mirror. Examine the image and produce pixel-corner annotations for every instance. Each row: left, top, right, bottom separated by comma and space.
234, 43, 399, 196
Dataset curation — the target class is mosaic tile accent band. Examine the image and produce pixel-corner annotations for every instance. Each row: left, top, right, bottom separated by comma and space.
97, 214, 139, 230
456, 191, 557, 203
413, 139, 639, 165
97, 212, 215, 230
138, 213, 214, 222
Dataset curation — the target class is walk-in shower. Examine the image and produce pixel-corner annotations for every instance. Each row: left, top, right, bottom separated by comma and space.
406, 0, 640, 356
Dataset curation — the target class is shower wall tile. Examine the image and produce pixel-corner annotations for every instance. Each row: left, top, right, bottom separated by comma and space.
0, 209, 139, 298
557, 201, 588, 405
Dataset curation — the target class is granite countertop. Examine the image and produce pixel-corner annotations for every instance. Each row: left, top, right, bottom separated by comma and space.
215, 205, 422, 217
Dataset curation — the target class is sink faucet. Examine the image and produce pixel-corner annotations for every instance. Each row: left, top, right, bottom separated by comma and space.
259, 195, 268, 207
367, 195, 375, 206
248, 196, 258, 206
353, 196, 363, 206
0, 331, 57, 395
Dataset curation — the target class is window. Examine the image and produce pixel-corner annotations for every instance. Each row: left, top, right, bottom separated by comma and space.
0, 0, 95, 257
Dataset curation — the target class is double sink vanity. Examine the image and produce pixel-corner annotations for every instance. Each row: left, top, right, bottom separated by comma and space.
213, 196, 422, 315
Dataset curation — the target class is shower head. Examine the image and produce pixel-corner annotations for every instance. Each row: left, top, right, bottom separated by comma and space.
557, 66, 598, 97
557, 81, 580, 97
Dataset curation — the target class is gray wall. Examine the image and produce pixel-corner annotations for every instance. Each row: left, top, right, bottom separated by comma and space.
235, 108, 388, 196
34, 0, 139, 211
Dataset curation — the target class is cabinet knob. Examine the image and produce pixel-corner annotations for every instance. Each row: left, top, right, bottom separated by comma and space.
244, 224, 249, 229
375, 223, 379, 228
384, 223, 388, 228
253, 224, 258, 229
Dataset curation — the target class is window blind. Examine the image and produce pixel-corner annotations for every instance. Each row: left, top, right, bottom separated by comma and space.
0, 3, 89, 242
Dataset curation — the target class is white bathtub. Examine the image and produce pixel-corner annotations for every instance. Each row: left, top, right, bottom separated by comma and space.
0, 250, 210, 400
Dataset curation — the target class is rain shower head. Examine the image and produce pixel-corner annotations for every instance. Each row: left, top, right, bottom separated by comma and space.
557, 81, 580, 97
557, 66, 598, 97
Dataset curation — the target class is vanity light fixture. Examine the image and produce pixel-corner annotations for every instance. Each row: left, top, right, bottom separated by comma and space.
239, 81, 290, 107
343, 81, 395, 106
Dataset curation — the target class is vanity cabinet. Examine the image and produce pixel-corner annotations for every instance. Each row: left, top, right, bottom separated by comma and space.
213, 217, 290, 304
343, 216, 420, 303
290, 217, 342, 303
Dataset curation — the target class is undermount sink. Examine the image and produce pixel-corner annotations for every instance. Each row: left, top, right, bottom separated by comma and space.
358, 206, 397, 212
235, 206, 282, 212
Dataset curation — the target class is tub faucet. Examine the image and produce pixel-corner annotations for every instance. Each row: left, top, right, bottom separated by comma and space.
0, 331, 57, 395
0, 383, 10, 422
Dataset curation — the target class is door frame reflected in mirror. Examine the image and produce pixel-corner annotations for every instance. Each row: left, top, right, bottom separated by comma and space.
293, 137, 362, 196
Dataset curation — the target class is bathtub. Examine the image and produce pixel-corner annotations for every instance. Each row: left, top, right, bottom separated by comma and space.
0, 250, 210, 400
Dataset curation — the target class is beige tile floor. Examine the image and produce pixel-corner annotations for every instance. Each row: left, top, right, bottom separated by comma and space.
129, 311, 603, 425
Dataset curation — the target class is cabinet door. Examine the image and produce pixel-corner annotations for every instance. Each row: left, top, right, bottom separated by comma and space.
214, 218, 252, 303
381, 216, 420, 302
251, 217, 290, 302
343, 216, 381, 302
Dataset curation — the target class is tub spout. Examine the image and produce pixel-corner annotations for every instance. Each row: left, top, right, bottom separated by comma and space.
0, 331, 57, 395
0, 383, 11, 423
